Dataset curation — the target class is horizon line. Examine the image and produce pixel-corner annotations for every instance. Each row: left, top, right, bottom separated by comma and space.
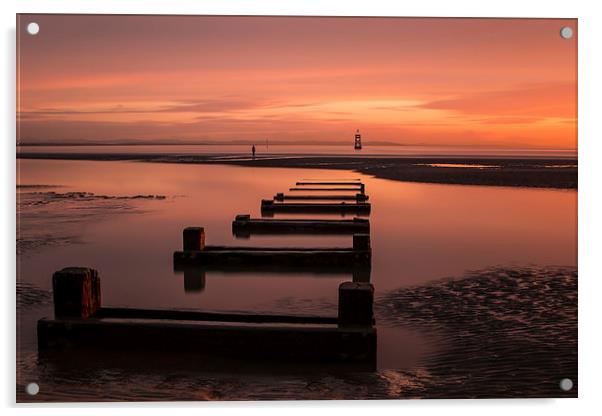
16, 140, 577, 151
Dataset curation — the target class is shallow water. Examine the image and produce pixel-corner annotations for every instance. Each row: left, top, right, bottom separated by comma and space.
16, 159, 577, 401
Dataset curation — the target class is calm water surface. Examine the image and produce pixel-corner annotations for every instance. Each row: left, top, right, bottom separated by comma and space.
16, 159, 577, 401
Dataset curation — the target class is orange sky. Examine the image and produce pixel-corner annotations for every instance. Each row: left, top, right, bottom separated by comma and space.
17, 15, 577, 148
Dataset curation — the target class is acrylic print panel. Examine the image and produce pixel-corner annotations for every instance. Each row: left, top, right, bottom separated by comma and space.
16, 14, 577, 402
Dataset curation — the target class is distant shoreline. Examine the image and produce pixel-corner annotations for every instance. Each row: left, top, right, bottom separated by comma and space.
17, 142, 575, 150
17, 152, 578, 189
18, 142, 416, 147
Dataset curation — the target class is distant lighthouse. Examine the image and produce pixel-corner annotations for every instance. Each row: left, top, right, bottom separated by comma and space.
354, 129, 362, 150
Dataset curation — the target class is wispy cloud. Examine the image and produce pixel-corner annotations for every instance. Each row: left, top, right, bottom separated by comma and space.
420, 82, 576, 119
17, 15, 577, 148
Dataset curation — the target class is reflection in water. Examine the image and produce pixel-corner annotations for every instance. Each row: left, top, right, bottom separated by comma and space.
16, 159, 577, 401
175, 266, 371, 293
182, 267, 206, 292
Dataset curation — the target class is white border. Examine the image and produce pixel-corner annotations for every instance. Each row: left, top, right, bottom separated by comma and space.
3, 0, 601, 414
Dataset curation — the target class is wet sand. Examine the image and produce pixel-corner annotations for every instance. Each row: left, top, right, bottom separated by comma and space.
379, 266, 578, 398
17, 265, 576, 401
17, 153, 577, 189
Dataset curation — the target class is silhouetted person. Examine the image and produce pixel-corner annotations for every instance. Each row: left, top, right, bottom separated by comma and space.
252, 144, 256, 159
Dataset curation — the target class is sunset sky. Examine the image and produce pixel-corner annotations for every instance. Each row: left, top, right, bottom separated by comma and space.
17, 15, 577, 148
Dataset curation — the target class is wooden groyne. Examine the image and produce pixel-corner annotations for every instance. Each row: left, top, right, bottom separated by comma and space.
38, 177, 377, 366
232, 215, 370, 236
261, 199, 371, 214
296, 181, 363, 186
174, 227, 371, 267
292, 182, 365, 193
290, 186, 365, 192
274, 192, 368, 202
301, 178, 361, 181
37, 267, 376, 364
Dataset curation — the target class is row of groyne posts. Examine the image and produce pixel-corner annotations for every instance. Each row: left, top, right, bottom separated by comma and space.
37, 179, 376, 366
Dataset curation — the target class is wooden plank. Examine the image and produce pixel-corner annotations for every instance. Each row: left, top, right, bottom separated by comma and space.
262, 200, 371, 214
301, 178, 361, 181
292, 183, 366, 193
274, 193, 368, 201
37, 318, 376, 363
97, 307, 337, 324
290, 187, 363, 191
296, 182, 363, 186
232, 216, 370, 236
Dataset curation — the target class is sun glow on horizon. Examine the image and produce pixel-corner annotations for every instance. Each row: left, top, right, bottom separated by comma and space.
17, 15, 577, 149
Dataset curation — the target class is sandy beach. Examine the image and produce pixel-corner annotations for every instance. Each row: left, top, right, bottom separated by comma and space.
379, 266, 578, 398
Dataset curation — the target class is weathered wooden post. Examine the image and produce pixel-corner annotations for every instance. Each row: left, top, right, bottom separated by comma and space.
360, 183, 366, 194
52, 267, 101, 319
356, 193, 368, 202
183, 227, 205, 251
232, 215, 251, 238
353, 233, 371, 251
338, 281, 374, 326
352, 266, 371, 283
261, 199, 275, 217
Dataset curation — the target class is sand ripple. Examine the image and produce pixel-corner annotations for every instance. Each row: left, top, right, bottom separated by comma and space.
378, 266, 577, 398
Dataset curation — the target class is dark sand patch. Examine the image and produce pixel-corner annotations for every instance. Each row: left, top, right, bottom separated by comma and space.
21, 191, 166, 206
378, 266, 577, 398
16, 184, 63, 189
17, 153, 577, 189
